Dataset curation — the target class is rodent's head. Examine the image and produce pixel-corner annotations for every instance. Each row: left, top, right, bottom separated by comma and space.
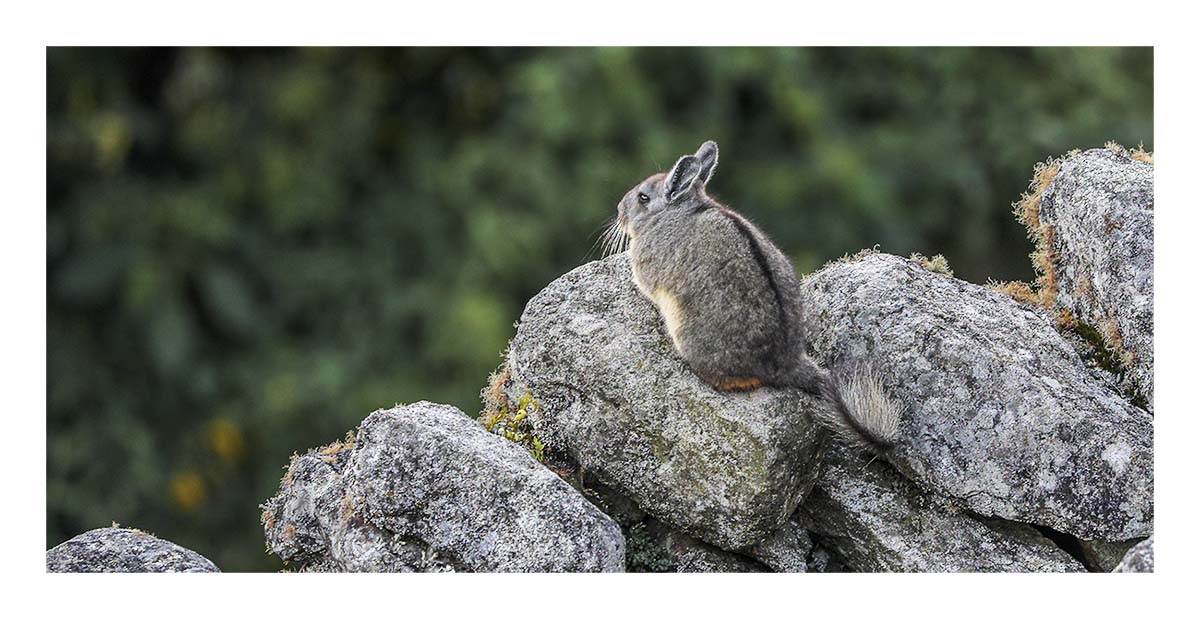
617, 141, 719, 239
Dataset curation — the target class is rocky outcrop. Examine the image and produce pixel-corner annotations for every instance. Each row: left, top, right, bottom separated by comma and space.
1027, 147, 1154, 408
797, 444, 1084, 572
1113, 535, 1154, 573
504, 253, 827, 551
803, 253, 1152, 542
47, 527, 218, 573
52, 148, 1150, 574
261, 401, 624, 572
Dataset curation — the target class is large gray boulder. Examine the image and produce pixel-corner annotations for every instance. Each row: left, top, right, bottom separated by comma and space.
1113, 535, 1154, 572
261, 401, 625, 572
47, 527, 219, 573
1035, 147, 1154, 408
803, 253, 1152, 541
797, 444, 1084, 572
505, 253, 827, 551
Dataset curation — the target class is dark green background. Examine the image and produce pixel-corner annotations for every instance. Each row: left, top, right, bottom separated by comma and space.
47, 47, 1152, 571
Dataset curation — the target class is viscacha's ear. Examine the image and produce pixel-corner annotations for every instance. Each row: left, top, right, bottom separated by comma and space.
665, 154, 702, 203
694, 141, 719, 185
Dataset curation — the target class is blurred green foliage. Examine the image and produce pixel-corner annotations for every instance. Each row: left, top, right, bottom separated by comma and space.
47, 47, 1152, 571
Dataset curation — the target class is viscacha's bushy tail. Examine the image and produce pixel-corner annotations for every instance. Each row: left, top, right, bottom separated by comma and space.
789, 358, 900, 455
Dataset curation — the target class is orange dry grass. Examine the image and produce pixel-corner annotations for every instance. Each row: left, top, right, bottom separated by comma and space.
1003, 156, 1063, 309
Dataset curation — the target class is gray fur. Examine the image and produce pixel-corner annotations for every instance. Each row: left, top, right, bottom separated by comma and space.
615, 141, 899, 453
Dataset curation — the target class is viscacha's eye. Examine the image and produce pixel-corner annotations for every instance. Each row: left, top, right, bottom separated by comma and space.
637, 192, 650, 204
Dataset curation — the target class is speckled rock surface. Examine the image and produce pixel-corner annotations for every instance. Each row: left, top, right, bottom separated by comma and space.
47, 527, 218, 573
261, 401, 625, 572
806, 543, 848, 573
666, 535, 768, 572
747, 519, 813, 572
1079, 537, 1142, 572
1113, 535, 1153, 572
555, 453, 813, 573
1039, 148, 1154, 408
505, 252, 827, 551
797, 444, 1085, 572
803, 253, 1152, 541
632, 520, 768, 572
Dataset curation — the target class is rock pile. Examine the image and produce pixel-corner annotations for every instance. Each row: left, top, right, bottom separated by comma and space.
48, 147, 1152, 573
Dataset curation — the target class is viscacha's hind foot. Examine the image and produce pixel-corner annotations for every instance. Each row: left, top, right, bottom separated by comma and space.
712, 377, 764, 392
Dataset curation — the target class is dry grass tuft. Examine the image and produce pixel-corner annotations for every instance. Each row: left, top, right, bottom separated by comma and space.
988, 279, 1040, 306
1008, 156, 1067, 309
1104, 140, 1154, 165
479, 362, 546, 462
481, 363, 513, 424
1029, 225, 1060, 308
282, 455, 298, 487
1055, 308, 1076, 330
909, 252, 954, 277
817, 245, 881, 274
1131, 142, 1154, 165
1099, 318, 1134, 367
316, 431, 357, 463
1013, 158, 1061, 236
843, 245, 880, 263
1073, 276, 1095, 305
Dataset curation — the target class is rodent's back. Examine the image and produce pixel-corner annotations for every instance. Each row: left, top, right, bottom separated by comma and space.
632, 204, 807, 385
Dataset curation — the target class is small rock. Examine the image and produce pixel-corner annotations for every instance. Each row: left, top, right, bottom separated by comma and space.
47, 527, 218, 573
1079, 537, 1142, 572
1113, 535, 1153, 573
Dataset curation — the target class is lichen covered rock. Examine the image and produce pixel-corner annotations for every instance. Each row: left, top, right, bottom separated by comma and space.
1029, 147, 1154, 408
747, 519, 813, 572
1079, 537, 1142, 572
629, 520, 769, 572
47, 526, 219, 573
505, 253, 827, 551
797, 445, 1085, 572
803, 253, 1152, 541
262, 401, 625, 572
1113, 535, 1153, 572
